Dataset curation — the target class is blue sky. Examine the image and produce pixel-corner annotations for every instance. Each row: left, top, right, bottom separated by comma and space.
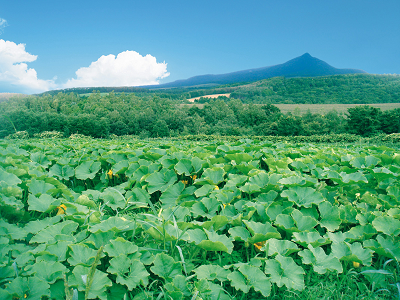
1, 0, 399, 94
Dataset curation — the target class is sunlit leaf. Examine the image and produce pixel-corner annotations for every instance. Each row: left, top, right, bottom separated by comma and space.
281, 186, 325, 208
75, 160, 101, 180
68, 265, 112, 300
264, 254, 305, 291
107, 255, 149, 290
372, 215, 400, 236
194, 264, 231, 282
298, 245, 343, 274
150, 253, 182, 282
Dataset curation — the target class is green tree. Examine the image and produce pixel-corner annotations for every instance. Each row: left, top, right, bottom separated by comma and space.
380, 109, 400, 134
346, 105, 381, 136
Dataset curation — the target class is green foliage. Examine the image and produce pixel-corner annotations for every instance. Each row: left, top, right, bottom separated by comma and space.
2, 75, 400, 139
1, 138, 400, 299
230, 74, 400, 104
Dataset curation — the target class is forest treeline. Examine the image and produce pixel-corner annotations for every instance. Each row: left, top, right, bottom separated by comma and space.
1, 90, 399, 139
39, 74, 400, 105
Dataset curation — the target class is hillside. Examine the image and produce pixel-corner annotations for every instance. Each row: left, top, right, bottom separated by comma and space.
227, 74, 400, 104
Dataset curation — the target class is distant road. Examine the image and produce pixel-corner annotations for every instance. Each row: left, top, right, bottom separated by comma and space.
187, 93, 230, 102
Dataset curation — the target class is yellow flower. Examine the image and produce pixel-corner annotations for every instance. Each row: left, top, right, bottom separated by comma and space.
181, 180, 188, 185
353, 261, 361, 268
254, 241, 266, 252
107, 169, 113, 179
56, 204, 67, 215
191, 175, 197, 180
214, 185, 219, 190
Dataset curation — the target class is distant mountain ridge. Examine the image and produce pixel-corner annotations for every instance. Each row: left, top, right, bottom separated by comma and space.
38, 53, 367, 95
146, 53, 366, 89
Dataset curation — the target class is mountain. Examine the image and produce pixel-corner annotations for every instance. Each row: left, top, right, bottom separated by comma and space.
147, 53, 366, 89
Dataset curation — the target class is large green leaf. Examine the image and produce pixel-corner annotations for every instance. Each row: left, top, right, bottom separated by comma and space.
228, 226, 251, 242
27, 178, 56, 197
67, 243, 103, 266
291, 209, 318, 231
89, 216, 132, 233
75, 160, 101, 180
331, 242, 373, 265
164, 275, 192, 299
318, 201, 341, 231
198, 167, 225, 185
2, 276, 50, 300
30, 152, 51, 168
68, 265, 112, 300
364, 234, 400, 261
112, 160, 129, 174
0, 168, 22, 185
292, 230, 330, 247
24, 216, 62, 235
239, 182, 261, 194
281, 186, 325, 208
264, 254, 305, 291
107, 255, 149, 290
198, 229, 234, 253
104, 237, 139, 257
160, 182, 185, 207
49, 164, 75, 180
174, 158, 194, 175
101, 187, 126, 210
194, 264, 231, 282
147, 223, 188, 242
75, 194, 97, 209
27, 194, 60, 213
263, 157, 293, 172
145, 169, 177, 194
274, 214, 297, 233
228, 264, 271, 297
248, 172, 282, 191
372, 215, 400, 236
24, 261, 67, 284
262, 238, 300, 256
350, 155, 380, 169
150, 253, 182, 282
298, 245, 343, 274
243, 220, 281, 243
339, 171, 368, 184
191, 197, 220, 218
225, 153, 253, 164
30, 220, 78, 244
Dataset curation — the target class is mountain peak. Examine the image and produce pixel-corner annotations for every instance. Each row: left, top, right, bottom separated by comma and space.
301, 52, 312, 58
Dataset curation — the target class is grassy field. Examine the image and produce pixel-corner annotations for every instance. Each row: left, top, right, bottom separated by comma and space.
182, 102, 400, 115
275, 103, 400, 115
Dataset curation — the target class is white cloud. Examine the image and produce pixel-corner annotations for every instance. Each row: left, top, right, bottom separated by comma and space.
0, 38, 170, 93
0, 18, 7, 34
0, 39, 56, 93
63, 50, 170, 88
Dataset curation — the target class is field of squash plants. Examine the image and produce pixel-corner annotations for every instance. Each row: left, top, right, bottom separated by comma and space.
1, 137, 400, 299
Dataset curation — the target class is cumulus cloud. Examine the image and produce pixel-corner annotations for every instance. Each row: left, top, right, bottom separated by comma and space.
0, 39, 56, 93
0, 38, 169, 93
63, 50, 170, 88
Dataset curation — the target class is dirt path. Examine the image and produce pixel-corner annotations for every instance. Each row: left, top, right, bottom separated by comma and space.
187, 93, 230, 102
